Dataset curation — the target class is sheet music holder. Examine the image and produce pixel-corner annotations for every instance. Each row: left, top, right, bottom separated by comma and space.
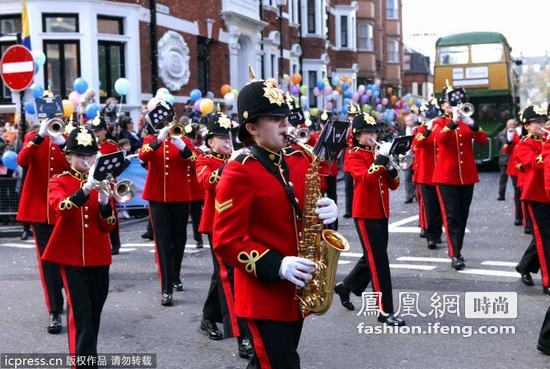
92, 151, 126, 181
35, 96, 63, 119
145, 101, 174, 129
389, 135, 413, 156
313, 120, 350, 164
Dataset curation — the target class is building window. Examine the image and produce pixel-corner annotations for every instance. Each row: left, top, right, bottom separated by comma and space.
357, 22, 373, 51
386, 0, 399, 20
97, 15, 124, 35
307, 0, 316, 33
308, 70, 317, 106
98, 41, 125, 102
403, 54, 411, 71
44, 40, 81, 98
270, 54, 276, 77
197, 36, 210, 95
0, 15, 21, 103
42, 13, 79, 33
340, 16, 348, 48
387, 39, 399, 63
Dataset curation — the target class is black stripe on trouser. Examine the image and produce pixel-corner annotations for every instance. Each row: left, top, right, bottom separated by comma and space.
324, 175, 338, 231
61, 265, 109, 369
511, 176, 522, 222
189, 200, 203, 242
528, 202, 550, 288
32, 223, 64, 314
436, 184, 474, 258
343, 218, 394, 314
419, 184, 443, 243
245, 319, 303, 369
538, 306, 550, 350
344, 172, 354, 214
149, 201, 190, 294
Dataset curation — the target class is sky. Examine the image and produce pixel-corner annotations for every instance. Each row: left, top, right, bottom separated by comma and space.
402, 0, 550, 62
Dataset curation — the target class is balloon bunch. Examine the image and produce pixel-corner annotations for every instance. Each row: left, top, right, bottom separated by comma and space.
147, 87, 175, 111
220, 84, 238, 106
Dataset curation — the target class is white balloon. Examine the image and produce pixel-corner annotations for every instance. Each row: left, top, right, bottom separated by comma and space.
224, 92, 236, 105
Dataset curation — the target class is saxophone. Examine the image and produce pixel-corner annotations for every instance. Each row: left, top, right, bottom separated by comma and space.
286, 134, 351, 315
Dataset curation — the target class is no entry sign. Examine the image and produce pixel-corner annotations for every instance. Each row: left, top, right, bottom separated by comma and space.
0, 45, 35, 91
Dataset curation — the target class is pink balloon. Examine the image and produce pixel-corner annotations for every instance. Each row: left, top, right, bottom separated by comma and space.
313, 87, 321, 97
68, 91, 80, 107
193, 100, 201, 112
325, 101, 333, 110
382, 98, 389, 105
365, 89, 373, 97
324, 86, 333, 95
374, 79, 381, 87
357, 85, 366, 95
352, 93, 359, 102
147, 97, 159, 111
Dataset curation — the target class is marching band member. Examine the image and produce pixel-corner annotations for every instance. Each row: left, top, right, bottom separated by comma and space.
403, 114, 417, 204
138, 109, 198, 306
497, 119, 519, 202
213, 72, 338, 369
502, 123, 524, 226
432, 86, 487, 270
16, 116, 69, 334
334, 113, 405, 326
514, 105, 550, 294
343, 103, 361, 218
42, 127, 116, 367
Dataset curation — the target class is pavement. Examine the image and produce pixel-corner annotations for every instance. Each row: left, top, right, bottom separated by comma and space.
1, 171, 549, 369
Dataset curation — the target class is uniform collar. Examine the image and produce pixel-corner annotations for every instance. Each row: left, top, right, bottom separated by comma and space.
254, 144, 282, 165
356, 144, 374, 152
69, 167, 89, 180
211, 151, 229, 160
526, 133, 542, 141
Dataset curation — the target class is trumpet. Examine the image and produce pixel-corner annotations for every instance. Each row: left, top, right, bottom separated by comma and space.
83, 161, 136, 203
372, 139, 401, 172
169, 123, 185, 138
288, 127, 311, 144
458, 102, 475, 117
46, 118, 65, 138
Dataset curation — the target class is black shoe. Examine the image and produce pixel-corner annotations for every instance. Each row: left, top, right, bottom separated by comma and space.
173, 282, 183, 292
343, 213, 352, 219
47, 313, 62, 334
238, 337, 253, 359
200, 318, 223, 340
111, 248, 120, 255
497, 197, 505, 201
451, 257, 465, 270
334, 282, 354, 311
514, 219, 523, 226
196, 240, 203, 249
427, 240, 437, 249
377, 313, 406, 326
20, 230, 29, 241
436, 236, 443, 244
515, 267, 534, 286
161, 293, 173, 306
419, 229, 427, 238
404, 198, 413, 204
141, 232, 154, 240
525, 228, 532, 235
537, 344, 550, 355
543, 288, 550, 296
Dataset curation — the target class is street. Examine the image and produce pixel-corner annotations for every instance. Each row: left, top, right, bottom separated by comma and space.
1, 171, 549, 369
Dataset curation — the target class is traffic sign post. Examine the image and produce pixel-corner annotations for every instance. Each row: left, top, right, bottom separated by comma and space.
0, 44, 35, 91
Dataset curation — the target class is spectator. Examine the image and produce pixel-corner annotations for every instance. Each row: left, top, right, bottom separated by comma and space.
119, 116, 141, 153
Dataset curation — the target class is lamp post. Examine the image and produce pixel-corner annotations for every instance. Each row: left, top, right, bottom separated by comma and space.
275, 0, 287, 83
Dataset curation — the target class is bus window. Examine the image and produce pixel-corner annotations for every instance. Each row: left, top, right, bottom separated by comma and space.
477, 103, 511, 122
471, 43, 504, 63
438, 45, 469, 65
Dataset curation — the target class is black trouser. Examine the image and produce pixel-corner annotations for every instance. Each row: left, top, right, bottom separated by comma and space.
344, 172, 354, 215
324, 175, 338, 230
436, 184, 474, 258
343, 218, 394, 314
527, 202, 550, 288
403, 168, 415, 201
517, 238, 539, 275
419, 184, 442, 243
511, 176, 522, 222
522, 200, 533, 232
539, 306, 550, 350
109, 217, 121, 252
189, 200, 203, 243
498, 165, 509, 199
245, 319, 303, 369
149, 201, 190, 294
32, 223, 64, 314
60, 265, 109, 369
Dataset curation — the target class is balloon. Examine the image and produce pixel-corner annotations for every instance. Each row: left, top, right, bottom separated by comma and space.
376, 104, 383, 112
415, 98, 423, 107
300, 85, 308, 95
69, 91, 81, 107
190, 89, 202, 102
375, 97, 381, 104
373, 90, 380, 98
33, 62, 40, 75
300, 95, 309, 108
352, 93, 359, 102
73, 78, 88, 94
84, 103, 100, 119
220, 84, 232, 96
313, 87, 321, 97
147, 97, 159, 111
24, 101, 35, 115
309, 108, 319, 117
232, 88, 239, 98
224, 92, 236, 106
289, 84, 299, 96
199, 98, 214, 115
316, 80, 325, 90
344, 90, 353, 99
165, 94, 175, 105
382, 98, 389, 106
324, 86, 333, 95
331, 76, 339, 87
357, 85, 366, 95
374, 79, 381, 87
390, 95, 398, 104
331, 91, 340, 100
155, 88, 170, 99
362, 104, 372, 113
32, 50, 46, 66
1, 150, 18, 170
193, 100, 201, 112
206, 91, 214, 99
325, 102, 333, 111
365, 89, 373, 97
342, 82, 349, 91
114, 78, 131, 96
291, 74, 302, 85
62, 100, 74, 118
31, 83, 44, 99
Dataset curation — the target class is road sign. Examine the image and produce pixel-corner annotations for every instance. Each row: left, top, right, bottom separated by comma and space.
0, 45, 35, 91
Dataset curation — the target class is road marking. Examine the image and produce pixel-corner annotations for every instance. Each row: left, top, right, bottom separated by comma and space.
481, 261, 517, 267
341, 252, 364, 258
121, 243, 211, 248
389, 264, 436, 271
118, 248, 136, 253
0, 243, 34, 249
458, 269, 521, 278
388, 215, 469, 234
338, 260, 351, 265
396, 256, 451, 263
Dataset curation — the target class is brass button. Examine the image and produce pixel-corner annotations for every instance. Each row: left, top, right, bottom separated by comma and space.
51, 157, 54, 160
269, 154, 276, 161
84, 224, 89, 228
84, 206, 89, 210
166, 157, 170, 160
52, 147, 56, 151
460, 161, 463, 164
165, 165, 169, 168
165, 172, 169, 175
84, 215, 89, 219
289, 181, 293, 187
460, 151, 463, 154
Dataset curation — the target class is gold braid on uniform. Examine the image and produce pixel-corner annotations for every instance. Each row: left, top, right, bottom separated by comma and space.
59, 198, 76, 211
368, 163, 384, 174
237, 250, 270, 277
415, 133, 426, 141
536, 154, 543, 164
208, 169, 221, 184
141, 144, 153, 152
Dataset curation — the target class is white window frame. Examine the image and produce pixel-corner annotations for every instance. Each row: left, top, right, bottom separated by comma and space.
387, 39, 399, 64
333, 4, 357, 50
357, 21, 373, 51
386, 0, 399, 20
302, 0, 327, 37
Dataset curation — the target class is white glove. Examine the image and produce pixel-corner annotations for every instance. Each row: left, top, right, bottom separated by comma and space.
278, 256, 316, 288
82, 160, 98, 193
462, 116, 474, 126
516, 126, 523, 136
38, 119, 49, 138
315, 197, 338, 225
425, 119, 434, 131
157, 126, 170, 142
452, 107, 460, 123
507, 130, 515, 142
52, 135, 66, 146
229, 147, 251, 162
378, 141, 392, 157
171, 137, 186, 151
98, 188, 109, 205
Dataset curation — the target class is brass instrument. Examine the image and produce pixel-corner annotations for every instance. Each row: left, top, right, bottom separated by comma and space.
458, 102, 475, 117
398, 152, 414, 170
83, 161, 136, 203
285, 134, 350, 315
295, 127, 311, 144
169, 123, 185, 138
372, 139, 401, 172
46, 118, 65, 138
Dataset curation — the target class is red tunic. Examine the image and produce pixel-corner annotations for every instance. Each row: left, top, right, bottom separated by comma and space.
42, 170, 115, 267
432, 117, 488, 185
138, 135, 198, 202
347, 146, 400, 219
516, 135, 549, 204
411, 122, 443, 185
98, 139, 119, 155
213, 147, 309, 322
196, 152, 226, 233
543, 140, 550, 198
16, 132, 70, 224
504, 134, 522, 177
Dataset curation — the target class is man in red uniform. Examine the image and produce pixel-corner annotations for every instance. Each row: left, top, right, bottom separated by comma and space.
343, 103, 361, 218
514, 105, 550, 294
90, 115, 121, 255
42, 127, 116, 367
539, 120, 550, 355
502, 125, 523, 225
16, 117, 69, 333
213, 73, 338, 369
139, 106, 198, 306
432, 87, 487, 270
334, 113, 405, 326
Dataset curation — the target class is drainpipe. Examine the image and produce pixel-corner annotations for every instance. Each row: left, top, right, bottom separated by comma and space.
259, 0, 265, 78
150, 0, 158, 93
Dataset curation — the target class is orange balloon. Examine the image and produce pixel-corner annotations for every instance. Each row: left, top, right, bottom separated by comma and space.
335, 86, 343, 94
291, 73, 302, 85
220, 84, 232, 96
390, 95, 398, 103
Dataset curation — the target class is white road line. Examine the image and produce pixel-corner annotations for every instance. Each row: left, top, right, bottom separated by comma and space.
389, 264, 436, 271
118, 248, 136, 253
338, 260, 351, 265
388, 214, 469, 233
396, 256, 451, 263
341, 252, 363, 258
458, 269, 521, 278
0, 243, 35, 249
481, 261, 517, 267
121, 243, 210, 248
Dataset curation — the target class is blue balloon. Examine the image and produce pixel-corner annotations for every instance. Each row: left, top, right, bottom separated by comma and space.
33, 62, 40, 75
342, 83, 349, 91
165, 94, 175, 105
344, 90, 353, 98
316, 80, 325, 90
332, 76, 340, 87
415, 98, 422, 107
31, 83, 44, 99
373, 90, 380, 98
341, 105, 349, 115
73, 77, 88, 94
85, 103, 100, 119
190, 89, 202, 102
114, 78, 131, 96
24, 102, 35, 114
1, 150, 18, 170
